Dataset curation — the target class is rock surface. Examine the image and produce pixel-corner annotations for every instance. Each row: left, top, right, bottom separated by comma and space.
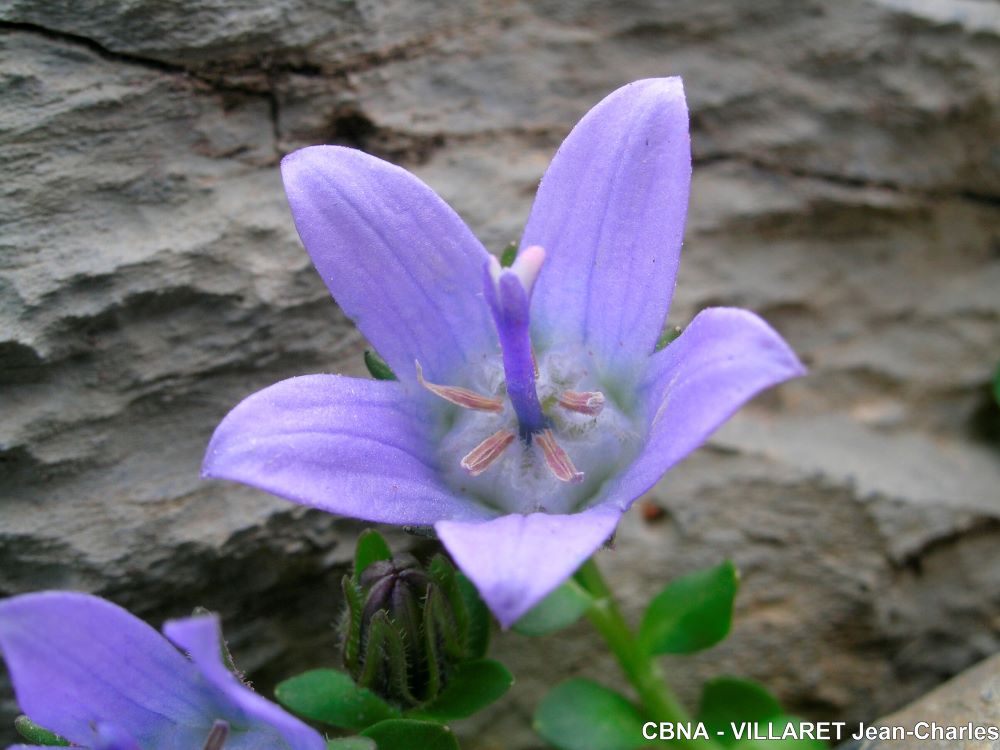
838, 652, 1000, 749
1, 1, 999, 748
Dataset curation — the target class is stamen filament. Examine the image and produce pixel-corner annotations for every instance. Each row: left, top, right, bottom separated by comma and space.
416, 361, 503, 413
202, 720, 230, 750
536, 429, 584, 483
461, 429, 516, 476
557, 390, 606, 416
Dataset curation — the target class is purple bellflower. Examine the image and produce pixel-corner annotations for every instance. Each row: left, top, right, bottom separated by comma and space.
203, 78, 805, 627
0, 591, 325, 750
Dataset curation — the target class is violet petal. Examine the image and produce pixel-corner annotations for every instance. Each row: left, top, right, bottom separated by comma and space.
0, 592, 208, 747
523, 78, 692, 373
202, 375, 493, 525
92, 723, 141, 750
435, 505, 622, 627
281, 146, 497, 384
163, 617, 324, 750
605, 307, 806, 510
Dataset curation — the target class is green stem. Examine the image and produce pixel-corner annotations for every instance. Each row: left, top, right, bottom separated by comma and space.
575, 558, 723, 750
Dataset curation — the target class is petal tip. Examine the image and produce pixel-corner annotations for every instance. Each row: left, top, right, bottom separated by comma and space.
630, 75, 685, 96
436, 508, 621, 628
279, 144, 324, 177
617, 76, 688, 111
280, 144, 373, 189
162, 613, 220, 654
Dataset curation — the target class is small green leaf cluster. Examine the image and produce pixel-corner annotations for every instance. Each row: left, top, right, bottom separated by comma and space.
514, 560, 737, 649
534, 677, 825, 750
277, 530, 513, 750
519, 560, 826, 750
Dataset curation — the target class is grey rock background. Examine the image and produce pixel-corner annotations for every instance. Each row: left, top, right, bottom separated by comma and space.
1, 0, 999, 747
837, 651, 1000, 749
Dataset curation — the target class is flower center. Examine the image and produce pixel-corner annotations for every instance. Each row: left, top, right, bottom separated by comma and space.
416, 246, 641, 514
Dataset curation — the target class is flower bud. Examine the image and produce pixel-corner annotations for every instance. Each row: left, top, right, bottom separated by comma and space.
341, 548, 481, 708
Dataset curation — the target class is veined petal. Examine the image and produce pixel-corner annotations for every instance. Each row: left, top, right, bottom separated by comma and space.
0, 592, 209, 747
523, 78, 691, 374
203, 375, 492, 525
281, 146, 497, 384
604, 307, 805, 510
163, 617, 324, 750
435, 505, 621, 627
92, 723, 141, 750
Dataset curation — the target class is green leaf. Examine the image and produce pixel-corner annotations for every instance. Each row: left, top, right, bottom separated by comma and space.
655, 325, 683, 351
327, 739, 377, 750
364, 350, 398, 381
513, 579, 593, 636
362, 719, 460, 750
411, 659, 513, 721
275, 669, 399, 731
993, 360, 1000, 407
14, 716, 69, 746
639, 560, 738, 655
697, 677, 783, 747
534, 679, 646, 750
353, 529, 392, 581
730, 717, 828, 750
456, 572, 491, 658
500, 241, 518, 268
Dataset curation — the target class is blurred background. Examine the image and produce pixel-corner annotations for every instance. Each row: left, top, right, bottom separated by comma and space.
1, 1, 999, 747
